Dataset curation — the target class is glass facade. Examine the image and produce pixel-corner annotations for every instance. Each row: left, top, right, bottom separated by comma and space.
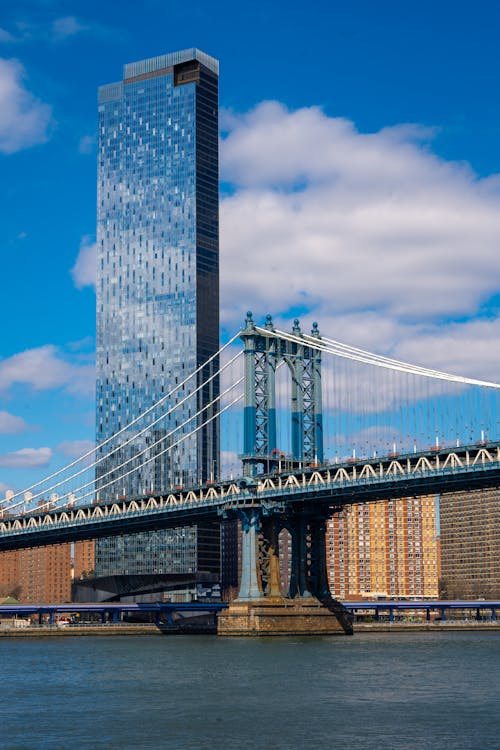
95, 49, 220, 577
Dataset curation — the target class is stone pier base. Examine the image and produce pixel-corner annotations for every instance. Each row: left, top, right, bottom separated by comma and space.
217, 597, 347, 636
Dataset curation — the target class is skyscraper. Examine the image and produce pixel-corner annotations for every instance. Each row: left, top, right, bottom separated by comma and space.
95, 49, 221, 579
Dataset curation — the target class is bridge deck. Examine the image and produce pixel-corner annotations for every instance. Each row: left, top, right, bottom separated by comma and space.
1, 442, 499, 550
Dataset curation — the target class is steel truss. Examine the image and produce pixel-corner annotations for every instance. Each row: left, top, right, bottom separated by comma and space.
241, 312, 323, 475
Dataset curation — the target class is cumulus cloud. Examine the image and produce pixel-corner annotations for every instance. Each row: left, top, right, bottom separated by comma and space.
0, 16, 116, 45
0, 27, 15, 42
72, 236, 96, 289
219, 102, 500, 377
0, 57, 53, 154
57, 440, 95, 459
70, 101, 500, 382
51, 16, 90, 41
0, 447, 52, 468
78, 134, 95, 155
0, 344, 95, 397
0, 411, 28, 434
50, 16, 121, 43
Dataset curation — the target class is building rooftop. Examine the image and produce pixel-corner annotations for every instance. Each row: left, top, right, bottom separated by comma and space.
99, 48, 218, 104
124, 48, 219, 79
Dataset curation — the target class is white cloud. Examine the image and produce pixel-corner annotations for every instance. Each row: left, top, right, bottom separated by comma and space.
0, 17, 116, 45
219, 102, 500, 356
0, 57, 53, 154
70, 101, 500, 383
0, 344, 95, 397
72, 236, 96, 289
221, 450, 240, 478
0, 411, 28, 434
78, 134, 95, 155
51, 16, 89, 41
50, 16, 120, 44
392, 317, 500, 384
57, 440, 94, 459
0, 447, 52, 468
0, 28, 15, 43
0, 481, 13, 495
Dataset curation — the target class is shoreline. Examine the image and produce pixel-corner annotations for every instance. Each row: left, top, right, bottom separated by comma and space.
0, 623, 216, 637
354, 621, 500, 632
0, 621, 499, 636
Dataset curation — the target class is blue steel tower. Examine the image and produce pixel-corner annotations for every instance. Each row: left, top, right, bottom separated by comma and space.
94, 49, 220, 578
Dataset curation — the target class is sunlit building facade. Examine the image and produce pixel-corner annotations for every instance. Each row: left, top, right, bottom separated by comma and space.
73, 540, 95, 580
0, 544, 72, 603
440, 487, 500, 599
327, 496, 440, 600
95, 49, 220, 578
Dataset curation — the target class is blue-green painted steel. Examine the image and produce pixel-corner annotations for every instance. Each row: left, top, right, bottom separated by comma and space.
242, 313, 257, 474
237, 508, 263, 600
265, 315, 277, 456
311, 322, 324, 463
240, 315, 324, 470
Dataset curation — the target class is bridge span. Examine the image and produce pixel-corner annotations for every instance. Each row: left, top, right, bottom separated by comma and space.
2, 315, 500, 635
1, 441, 499, 551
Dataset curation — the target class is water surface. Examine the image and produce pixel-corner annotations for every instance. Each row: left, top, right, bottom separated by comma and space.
1, 632, 499, 749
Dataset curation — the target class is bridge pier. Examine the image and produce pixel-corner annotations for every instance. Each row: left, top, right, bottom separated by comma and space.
217, 507, 352, 636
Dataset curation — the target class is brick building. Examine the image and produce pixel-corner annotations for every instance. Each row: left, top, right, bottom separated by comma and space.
0, 541, 96, 603
327, 496, 440, 600
440, 487, 500, 599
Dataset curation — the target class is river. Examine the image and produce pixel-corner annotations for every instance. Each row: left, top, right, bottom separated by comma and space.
1, 632, 499, 749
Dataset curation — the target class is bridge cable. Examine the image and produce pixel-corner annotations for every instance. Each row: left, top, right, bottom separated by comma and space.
2, 334, 240, 503
2, 335, 240, 509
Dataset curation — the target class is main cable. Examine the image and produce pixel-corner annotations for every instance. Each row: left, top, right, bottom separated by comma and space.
12, 376, 244, 513
3, 333, 240, 504
4, 350, 242, 513
2, 336, 240, 509
61, 392, 244, 507
260, 327, 500, 389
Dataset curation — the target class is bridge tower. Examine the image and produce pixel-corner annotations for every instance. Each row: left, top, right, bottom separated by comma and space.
241, 312, 324, 476
218, 314, 350, 636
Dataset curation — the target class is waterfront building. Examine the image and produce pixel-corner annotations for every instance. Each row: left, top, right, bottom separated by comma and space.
73, 540, 95, 580
0, 545, 72, 603
327, 496, 440, 599
440, 487, 500, 598
95, 49, 222, 583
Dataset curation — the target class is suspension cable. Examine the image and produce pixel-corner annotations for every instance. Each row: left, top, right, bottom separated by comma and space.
39, 377, 243, 511
62, 392, 244, 507
3, 334, 240, 504
4, 351, 242, 512
258, 327, 500, 389
3, 336, 240, 508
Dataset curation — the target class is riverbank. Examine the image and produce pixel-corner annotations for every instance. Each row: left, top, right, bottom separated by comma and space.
354, 621, 500, 632
1, 621, 499, 636
0, 623, 217, 636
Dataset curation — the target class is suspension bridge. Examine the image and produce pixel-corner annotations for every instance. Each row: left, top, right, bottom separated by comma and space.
1, 312, 500, 634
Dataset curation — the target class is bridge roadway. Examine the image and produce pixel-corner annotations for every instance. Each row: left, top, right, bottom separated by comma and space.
1, 441, 500, 550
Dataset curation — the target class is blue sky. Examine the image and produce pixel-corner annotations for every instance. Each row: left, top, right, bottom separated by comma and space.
1, 0, 500, 493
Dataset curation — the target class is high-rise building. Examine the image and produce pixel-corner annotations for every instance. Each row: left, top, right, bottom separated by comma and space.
327, 496, 440, 600
440, 487, 500, 599
73, 540, 95, 580
95, 49, 221, 580
0, 544, 72, 603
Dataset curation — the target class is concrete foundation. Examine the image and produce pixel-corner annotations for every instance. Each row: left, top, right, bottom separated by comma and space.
217, 597, 348, 636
